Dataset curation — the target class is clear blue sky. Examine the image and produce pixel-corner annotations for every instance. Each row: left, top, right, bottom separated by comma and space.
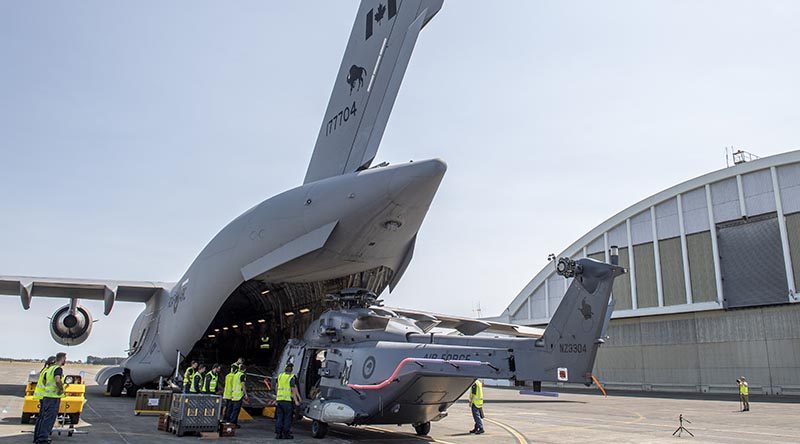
1, 1, 798, 359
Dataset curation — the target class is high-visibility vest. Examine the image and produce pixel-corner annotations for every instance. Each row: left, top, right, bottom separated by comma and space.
205, 372, 219, 393
223, 371, 234, 400
190, 372, 204, 393
469, 380, 483, 408
229, 371, 244, 401
739, 382, 749, 395
33, 365, 52, 400
41, 365, 64, 399
276, 372, 294, 402
183, 367, 195, 386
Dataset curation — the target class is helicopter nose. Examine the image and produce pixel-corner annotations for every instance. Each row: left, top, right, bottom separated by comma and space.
388, 159, 447, 207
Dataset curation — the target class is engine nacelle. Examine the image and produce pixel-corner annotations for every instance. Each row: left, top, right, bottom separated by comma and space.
50, 304, 93, 346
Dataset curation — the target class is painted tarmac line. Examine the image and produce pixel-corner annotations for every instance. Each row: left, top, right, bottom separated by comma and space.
108, 423, 132, 444
483, 417, 528, 444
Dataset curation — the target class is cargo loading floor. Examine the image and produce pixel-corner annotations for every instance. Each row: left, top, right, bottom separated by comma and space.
0, 362, 798, 443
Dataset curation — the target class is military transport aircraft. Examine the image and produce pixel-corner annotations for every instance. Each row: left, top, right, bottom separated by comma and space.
0, 3, 623, 431
1, 0, 449, 396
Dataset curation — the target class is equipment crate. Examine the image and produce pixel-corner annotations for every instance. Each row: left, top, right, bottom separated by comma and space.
168, 394, 222, 437
134, 389, 173, 415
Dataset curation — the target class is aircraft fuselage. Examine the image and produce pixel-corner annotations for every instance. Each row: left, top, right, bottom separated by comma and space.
118, 159, 446, 384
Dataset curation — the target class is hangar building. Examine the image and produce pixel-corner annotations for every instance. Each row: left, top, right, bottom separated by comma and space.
497, 151, 800, 395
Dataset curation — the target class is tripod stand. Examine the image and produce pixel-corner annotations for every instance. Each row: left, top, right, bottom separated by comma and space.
672, 414, 694, 437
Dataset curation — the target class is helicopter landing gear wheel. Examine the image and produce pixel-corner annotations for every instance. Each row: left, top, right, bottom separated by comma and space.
311, 420, 328, 439
413, 421, 431, 436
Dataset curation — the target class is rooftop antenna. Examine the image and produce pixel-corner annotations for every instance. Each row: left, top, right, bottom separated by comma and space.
726, 146, 759, 166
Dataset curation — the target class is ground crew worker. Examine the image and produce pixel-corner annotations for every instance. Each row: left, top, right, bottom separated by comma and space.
737, 377, 750, 412
33, 352, 67, 444
275, 363, 301, 440
221, 362, 240, 422
224, 364, 248, 427
32, 356, 56, 442
182, 361, 198, 393
191, 364, 207, 393
468, 379, 485, 434
204, 364, 221, 394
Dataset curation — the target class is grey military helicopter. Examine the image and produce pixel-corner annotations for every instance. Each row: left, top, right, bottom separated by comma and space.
278, 255, 624, 438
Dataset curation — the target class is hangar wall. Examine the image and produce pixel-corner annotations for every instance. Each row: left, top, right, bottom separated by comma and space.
594, 304, 800, 395
495, 151, 800, 395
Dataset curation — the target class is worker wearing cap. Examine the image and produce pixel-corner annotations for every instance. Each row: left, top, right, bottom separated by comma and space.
468, 379, 485, 435
275, 363, 301, 440
738, 377, 750, 412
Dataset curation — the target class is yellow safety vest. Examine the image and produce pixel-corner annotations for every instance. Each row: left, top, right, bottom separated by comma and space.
190, 372, 204, 393
469, 380, 483, 408
33, 365, 53, 400
229, 371, 244, 401
183, 367, 195, 386
223, 371, 234, 400
739, 382, 749, 395
41, 365, 64, 399
205, 372, 219, 393
277, 372, 294, 402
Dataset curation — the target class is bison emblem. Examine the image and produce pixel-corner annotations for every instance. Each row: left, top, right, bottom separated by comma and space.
347, 65, 368, 94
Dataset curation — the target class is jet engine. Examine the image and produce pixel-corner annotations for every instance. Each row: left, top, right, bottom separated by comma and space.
50, 303, 93, 346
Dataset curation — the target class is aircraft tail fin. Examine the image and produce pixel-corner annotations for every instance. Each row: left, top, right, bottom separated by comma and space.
540, 257, 625, 385
303, 0, 444, 184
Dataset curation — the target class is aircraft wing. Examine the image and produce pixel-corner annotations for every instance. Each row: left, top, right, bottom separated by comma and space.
303, 0, 444, 184
378, 307, 545, 338
0, 275, 174, 315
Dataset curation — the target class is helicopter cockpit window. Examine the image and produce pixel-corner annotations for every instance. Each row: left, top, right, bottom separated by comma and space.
352, 315, 390, 331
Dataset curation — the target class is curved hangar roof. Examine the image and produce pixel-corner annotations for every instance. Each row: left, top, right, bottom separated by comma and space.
501, 150, 800, 325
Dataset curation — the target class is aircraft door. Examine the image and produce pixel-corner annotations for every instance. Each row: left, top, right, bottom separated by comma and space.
303, 349, 326, 399
278, 340, 306, 397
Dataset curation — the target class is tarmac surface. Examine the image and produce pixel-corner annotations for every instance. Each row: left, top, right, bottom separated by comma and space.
0, 362, 798, 443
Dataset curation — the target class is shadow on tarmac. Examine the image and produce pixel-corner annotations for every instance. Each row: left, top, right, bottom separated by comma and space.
0, 385, 24, 397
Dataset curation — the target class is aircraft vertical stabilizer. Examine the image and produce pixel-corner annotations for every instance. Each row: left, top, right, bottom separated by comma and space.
539, 258, 625, 384
303, 0, 444, 184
